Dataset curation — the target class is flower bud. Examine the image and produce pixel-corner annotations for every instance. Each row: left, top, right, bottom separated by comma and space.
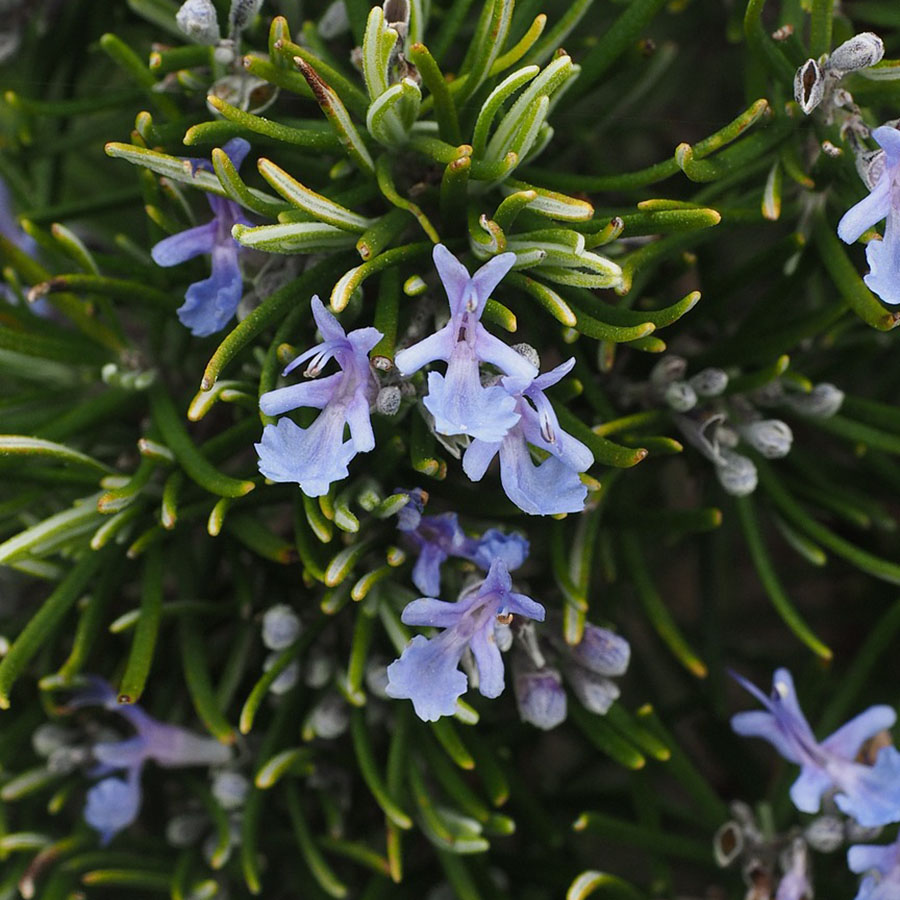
828, 32, 884, 73
739, 419, 793, 458
305, 649, 335, 688
262, 604, 301, 650
32, 723, 75, 758
650, 355, 687, 387
513, 661, 567, 730
784, 383, 844, 418
166, 812, 208, 847
308, 693, 349, 739
794, 59, 825, 115
319, 0, 350, 38
512, 342, 541, 370
263, 655, 300, 695
176, 0, 221, 44
804, 815, 844, 853
566, 622, 630, 676
48, 745, 90, 774
664, 381, 697, 412
376, 385, 402, 416
716, 449, 758, 496
689, 367, 729, 397
211, 771, 250, 810
565, 664, 620, 715
229, 0, 264, 32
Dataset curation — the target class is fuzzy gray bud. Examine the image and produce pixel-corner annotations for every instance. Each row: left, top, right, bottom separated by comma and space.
650, 355, 687, 387
263, 655, 300, 695
664, 381, 698, 412
176, 0, 221, 44
512, 343, 541, 370
716, 449, 758, 496
804, 816, 844, 853
32, 723, 76, 758
689, 367, 729, 397
305, 649, 335, 688
828, 32, 884, 73
166, 812, 208, 847
318, 0, 350, 38
211, 771, 250, 810
262, 604, 301, 650
229, 0, 264, 32
739, 419, 793, 458
784, 383, 844, 418
565, 664, 620, 715
376, 385, 402, 416
309, 693, 349, 739
794, 59, 825, 114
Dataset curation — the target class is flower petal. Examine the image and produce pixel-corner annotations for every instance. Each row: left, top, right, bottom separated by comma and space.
864, 208, 900, 305
467, 252, 517, 317
789, 764, 833, 813
177, 240, 244, 336
474, 327, 539, 378
410, 542, 447, 597
394, 326, 454, 376
151, 221, 217, 267
400, 596, 464, 628
837, 175, 891, 244
462, 438, 501, 482
872, 125, 900, 166
731, 711, 804, 765
84, 770, 142, 845
311, 295, 348, 343
385, 634, 469, 721
469, 620, 505, 699
823, 705, 897, 758
847, 842, 900, 876
432, 244, 472, 316
344, 389, 376, 453
259, 372, 343, 416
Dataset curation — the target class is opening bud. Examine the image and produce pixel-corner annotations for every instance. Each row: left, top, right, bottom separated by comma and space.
176, 0, 221, 44
513, 659, 567, 730
794, 59, 825, 115
739, 419, 793, 458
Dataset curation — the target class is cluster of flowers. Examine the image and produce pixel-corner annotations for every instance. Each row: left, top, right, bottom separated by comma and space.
621, 354, 844, 497
40, 678, 232, 844
384, 489, 630, 723
731, 668, 900, 899
256, 244, 594, 515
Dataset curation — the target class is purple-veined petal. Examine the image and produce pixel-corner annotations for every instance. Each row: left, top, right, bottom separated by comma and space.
177, 240, 243, 337
789, 764, 833, 813
400, 596, 464, 629
432, 243, 472, 316
424, 352, 519, 442
466, 252, 517, 317
462, 438, 501, 482
410, 542, 448, 597
474, 327, 539, 378
260, 372, 343, 416
873, 125, 900, 167
506, 590, 545, 622
823, 705, 897, 758
385, 634, 469, 721
497, 431, 587, 516
255, 409, 356, 496
310, 295, 348, 344
469, 620, 505, 699
394, 325, 454, 376
837, 175, 891, 244
864, 206, 900, 304
731, 711, 805, 765
151, 221, 217, 267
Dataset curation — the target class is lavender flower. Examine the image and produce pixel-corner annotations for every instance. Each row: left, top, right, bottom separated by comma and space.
395, 245, 537, 442
837, 125, 900, 305
462, 358, 593, 515
151, 138, 252, 336
66, 678, 231, 844
385, 559, 545, 721
255, 296, 382, 496
775, 839, 812, 900
731, 668, 900, 827
395, 488, 529, 595
848, 837, 900, 900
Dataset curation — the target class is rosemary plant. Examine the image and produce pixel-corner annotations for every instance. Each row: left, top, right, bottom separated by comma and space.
1, 0, 900, 897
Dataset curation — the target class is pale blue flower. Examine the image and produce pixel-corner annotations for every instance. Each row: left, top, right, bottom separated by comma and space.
731, 668, 900, 827
512, 657, 567, 730
394, 488, 529, 595
848, 838, 900, 900
395, 245, 537, 442
385, 559, 545, 721
775, 839, 812, 900
66, 678, 231, 844
462, 358, 593, 515
255, 296, 382, 496
151, 138, 253, 336
837, 125, 900, 305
